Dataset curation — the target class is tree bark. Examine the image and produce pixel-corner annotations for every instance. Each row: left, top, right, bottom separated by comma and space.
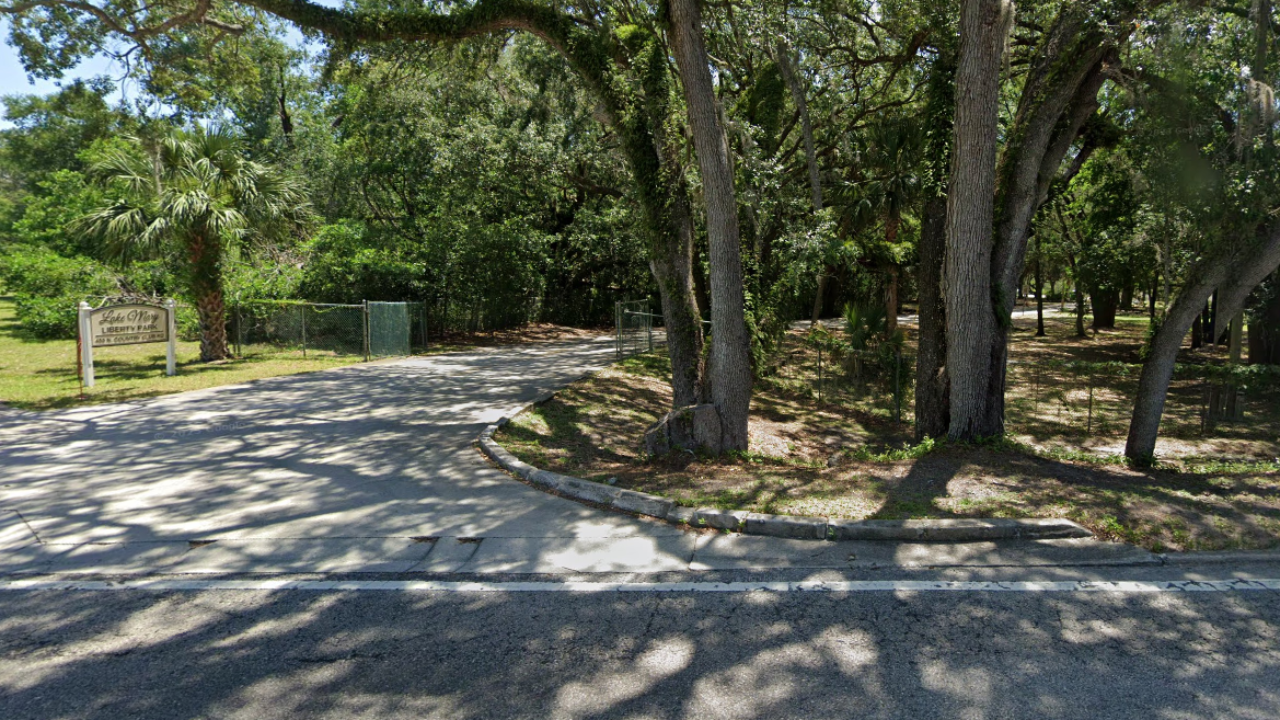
189, 232, 230, 362
1229, 310, 1244, 363
668, 0, 752, 451
1091, 289, 1118, 329
649, 208, 705, 407
811, 272, 829, 326
1125, 225, 1280, 464
916, 192, 950, 440
976, 6, 1124, 435
914, 42, 955, 441
1120, 278, 1134, 311
943, 0, 1009, 441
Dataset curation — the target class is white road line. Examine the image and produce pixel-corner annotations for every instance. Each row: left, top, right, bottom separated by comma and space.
1, 578, 1279, 594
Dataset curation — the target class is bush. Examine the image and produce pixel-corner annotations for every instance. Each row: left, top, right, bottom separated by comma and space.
0, 244, 117, 338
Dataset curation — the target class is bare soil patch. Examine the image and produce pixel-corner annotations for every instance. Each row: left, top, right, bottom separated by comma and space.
427, 323, 605, 352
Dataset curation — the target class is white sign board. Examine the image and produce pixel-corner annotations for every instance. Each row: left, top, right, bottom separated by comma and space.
88, 304, 170, 347
78, 299, 177, 387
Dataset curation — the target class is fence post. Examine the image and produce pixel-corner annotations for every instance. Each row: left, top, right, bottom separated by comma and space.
646, 306, 653, 353
894, 349, 902, 423
1087, 378, 1094, 434
615, 301, 622, 360
301, 304, 307, 358
363, 300, 371, 362
164, 298, 176, 377
78, 301, 95, 388
235, 305, 243, 358
817, 344, 823, 403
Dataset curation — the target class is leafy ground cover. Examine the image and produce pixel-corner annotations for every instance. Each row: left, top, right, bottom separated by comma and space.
498, 310, 1280, 552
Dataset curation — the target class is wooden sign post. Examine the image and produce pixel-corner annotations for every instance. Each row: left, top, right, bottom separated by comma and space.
78, 298, 177, 388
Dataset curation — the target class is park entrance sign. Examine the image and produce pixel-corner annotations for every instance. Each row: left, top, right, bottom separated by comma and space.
78, 298, 177, 387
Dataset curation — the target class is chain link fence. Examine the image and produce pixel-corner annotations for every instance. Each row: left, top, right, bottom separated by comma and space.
615, 300, 658, 360
769, 335, 914, 422
428, 293, 543, 337
230, 300, 431, 360
1003, 360, 1280, 440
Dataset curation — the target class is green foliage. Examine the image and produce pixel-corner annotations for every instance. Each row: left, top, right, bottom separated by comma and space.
0, 81, 132, 190
842, 302, 905, 353
740, 62, 785, 153
297, 221, 418, 303
0, 243, 117, 338
9, 170, 107, 257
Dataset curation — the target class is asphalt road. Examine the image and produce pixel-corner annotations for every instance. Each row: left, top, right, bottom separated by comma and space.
2, 562, 1279, 720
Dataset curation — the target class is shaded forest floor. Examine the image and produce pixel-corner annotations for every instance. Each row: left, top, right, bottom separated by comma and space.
497, 308, 1280, 552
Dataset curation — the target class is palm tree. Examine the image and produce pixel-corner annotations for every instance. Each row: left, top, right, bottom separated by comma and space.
79, 128, 309, 361
855, 118, 922, 337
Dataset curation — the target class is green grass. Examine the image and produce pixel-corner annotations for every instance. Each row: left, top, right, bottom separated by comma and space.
0, 299, 364, 410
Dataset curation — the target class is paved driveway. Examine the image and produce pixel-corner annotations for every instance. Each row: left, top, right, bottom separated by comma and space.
0, 337, 714, 574
0, 335, 1162, 576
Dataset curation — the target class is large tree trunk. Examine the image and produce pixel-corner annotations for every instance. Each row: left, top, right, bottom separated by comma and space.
916, 192, 950, 440
811, 273, 829, 326
668, 0, 751, 451
189, 232, 230, 362
913, 43, 955, 441
977, 6, 1122, 435
943, 0, 1010, 441
1091, 289, 1118, 329
649, 209, 705, 407
1126, 225, 1280, 465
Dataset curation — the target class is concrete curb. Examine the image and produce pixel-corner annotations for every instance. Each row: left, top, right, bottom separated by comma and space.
1159, 549, 1280, 565
477, 395, 1093, 544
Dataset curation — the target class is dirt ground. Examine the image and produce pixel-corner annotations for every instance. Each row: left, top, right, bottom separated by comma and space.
429, 323, 605, 350
498, 309, 1280, 552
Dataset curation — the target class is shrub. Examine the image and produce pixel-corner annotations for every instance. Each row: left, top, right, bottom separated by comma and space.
0, 244, 117, 338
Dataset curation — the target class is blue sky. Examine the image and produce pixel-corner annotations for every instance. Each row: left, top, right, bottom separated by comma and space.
1, 8, 335, 125
0, 44, 127, 103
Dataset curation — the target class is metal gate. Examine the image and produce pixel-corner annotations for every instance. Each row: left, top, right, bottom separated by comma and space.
615, 300, 657, 360
367, 301, 411, 357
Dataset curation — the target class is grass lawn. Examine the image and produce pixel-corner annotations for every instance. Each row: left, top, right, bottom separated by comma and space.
498, 309, 1280, 552
0, 299, 364, 410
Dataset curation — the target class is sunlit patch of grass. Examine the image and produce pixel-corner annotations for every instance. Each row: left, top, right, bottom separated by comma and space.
0, 300, 363, 410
